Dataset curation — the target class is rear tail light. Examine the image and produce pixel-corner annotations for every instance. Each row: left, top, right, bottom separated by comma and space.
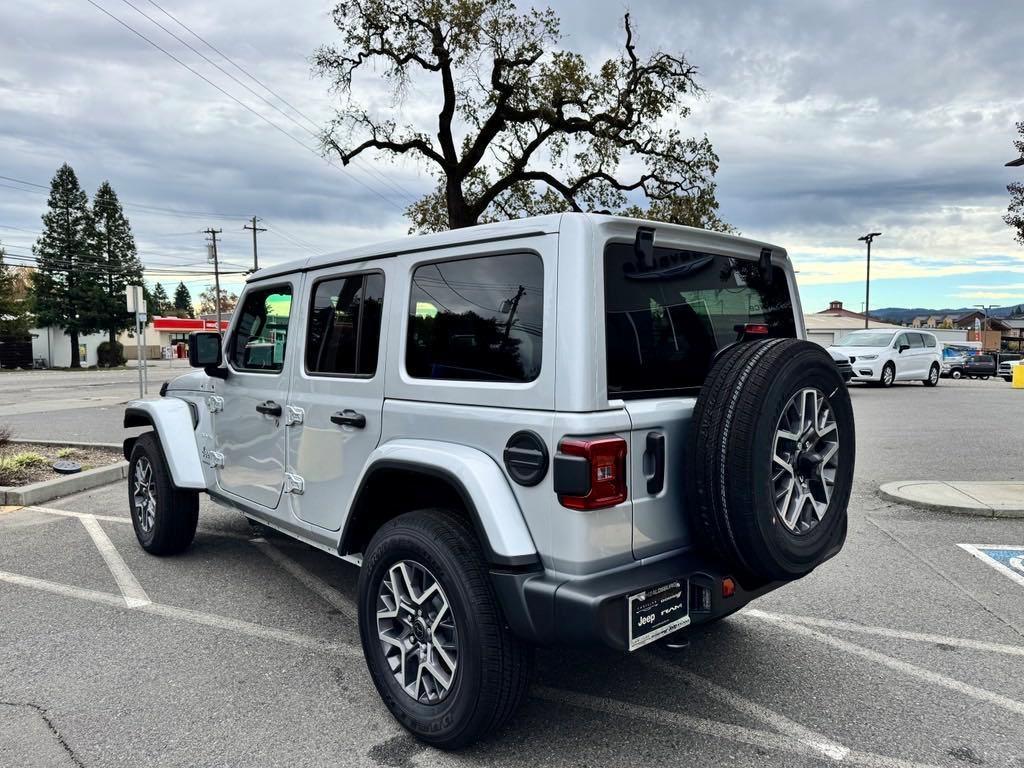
555, 436, 628, 510
743, 323, 770, 335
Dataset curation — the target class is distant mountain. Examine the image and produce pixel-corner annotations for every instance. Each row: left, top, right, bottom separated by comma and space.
868, 304, 1024, 324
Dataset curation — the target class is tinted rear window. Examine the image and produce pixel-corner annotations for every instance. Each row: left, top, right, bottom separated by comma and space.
604, 243, 795, 398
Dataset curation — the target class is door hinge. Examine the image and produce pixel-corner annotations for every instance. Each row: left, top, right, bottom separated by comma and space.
206, 395, 225, 414
201, 447, 225, 469
283, 473, 305, 495
285, 405, 305, 426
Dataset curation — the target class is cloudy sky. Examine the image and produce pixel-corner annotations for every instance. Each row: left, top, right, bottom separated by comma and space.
1, 0, 1022, 312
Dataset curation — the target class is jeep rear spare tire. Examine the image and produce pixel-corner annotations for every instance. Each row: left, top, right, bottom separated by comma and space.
687, 338, 855, 582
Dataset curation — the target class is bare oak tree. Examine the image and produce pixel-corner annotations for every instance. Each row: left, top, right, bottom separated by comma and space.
314, 0, 729, 232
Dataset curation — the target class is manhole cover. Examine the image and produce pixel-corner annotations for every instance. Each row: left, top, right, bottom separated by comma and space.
52, 460, 82, 475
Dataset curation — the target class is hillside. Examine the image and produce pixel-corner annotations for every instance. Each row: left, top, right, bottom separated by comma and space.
868, 304, 1024, 324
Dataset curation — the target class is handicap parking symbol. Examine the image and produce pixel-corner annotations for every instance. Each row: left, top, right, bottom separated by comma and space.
958, 544, 1024, 588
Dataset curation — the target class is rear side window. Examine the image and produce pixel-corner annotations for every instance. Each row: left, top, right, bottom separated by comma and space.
604, 243, 795, 398
228, 285, 292, 373
908, 333, 926, 348
406, 252, 543, 382
924, 334, 937, 348
306, 273, 385, 376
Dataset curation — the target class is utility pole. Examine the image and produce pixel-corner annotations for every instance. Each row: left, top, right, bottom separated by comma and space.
243, 216, 266, 273
858, 232, 882, 329
205, 228, 224, 331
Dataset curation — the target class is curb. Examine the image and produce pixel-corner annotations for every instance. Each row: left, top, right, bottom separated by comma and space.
0, 461, 129, 506
12, 438, 123, 450
879, 481, 1024, 519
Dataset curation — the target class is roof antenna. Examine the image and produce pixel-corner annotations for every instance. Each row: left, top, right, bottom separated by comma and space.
634, 227, 655, 270
759, 248, 774, 284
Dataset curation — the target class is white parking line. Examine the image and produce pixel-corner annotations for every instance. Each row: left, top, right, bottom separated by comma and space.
79, 515, 151, 608
958, 544, 1024, 589
250, 537, 357, 622
754, 613, 1024, 717
643, 657, 850, 761
744, 609, 1024, 657
24, 505, 252, 541
0, 569, 361, 658
533, 687, 941, 768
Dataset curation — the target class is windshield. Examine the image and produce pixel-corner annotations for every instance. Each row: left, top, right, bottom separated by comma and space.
836, 332, 895, 347
603, 242, 795, 398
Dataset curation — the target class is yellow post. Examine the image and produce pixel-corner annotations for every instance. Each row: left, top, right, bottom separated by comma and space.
1014, 364, 1024, 389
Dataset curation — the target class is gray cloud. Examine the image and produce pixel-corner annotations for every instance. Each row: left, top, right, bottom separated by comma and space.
0, 0, 1021, 299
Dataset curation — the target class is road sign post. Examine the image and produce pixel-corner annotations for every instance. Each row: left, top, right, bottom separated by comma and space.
127, 285, 147, 397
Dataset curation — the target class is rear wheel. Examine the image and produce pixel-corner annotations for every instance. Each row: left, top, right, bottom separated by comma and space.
981, 375, 990, 380
951, 369, 962, 379
686, 339, 854, 582
923, 363, 940, 387
358, 510, 531, 749
128, 433, 199, 555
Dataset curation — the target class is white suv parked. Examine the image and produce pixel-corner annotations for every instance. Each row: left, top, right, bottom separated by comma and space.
830, 329, 942, 387
123, 214, 854, 748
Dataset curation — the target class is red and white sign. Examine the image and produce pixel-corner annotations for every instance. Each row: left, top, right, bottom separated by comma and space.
152, 317, 230, 332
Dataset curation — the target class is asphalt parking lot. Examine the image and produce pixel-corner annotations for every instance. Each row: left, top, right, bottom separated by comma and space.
1, 377, 1023, 767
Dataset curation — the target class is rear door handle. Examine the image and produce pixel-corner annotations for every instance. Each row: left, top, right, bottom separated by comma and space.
644, 431, 666, 495
331, 409, 366, 429
255, 400, 282, 417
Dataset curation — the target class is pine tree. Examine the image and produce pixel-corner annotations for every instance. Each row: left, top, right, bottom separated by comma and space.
92, 181, 143, 346
31, 164, 103, 368
151, 282, 170, 316
173, 281, 194, 318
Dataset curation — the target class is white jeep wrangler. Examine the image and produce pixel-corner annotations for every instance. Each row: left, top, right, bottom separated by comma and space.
123, 213, 854, 749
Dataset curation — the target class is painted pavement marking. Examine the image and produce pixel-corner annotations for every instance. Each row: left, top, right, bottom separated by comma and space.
958, 544, 1024, 589
79, 514, 151, 608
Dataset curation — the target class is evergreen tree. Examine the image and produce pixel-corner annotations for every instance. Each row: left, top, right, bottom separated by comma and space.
31, 164, 103, 368
151, 282, 170, 316
92, 181, 143, 346
173, 281, 194, 318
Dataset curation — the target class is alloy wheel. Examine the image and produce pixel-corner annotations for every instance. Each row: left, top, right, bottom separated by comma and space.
771, 388, 840, 534
376, 560, 459, 704
132, 457, 157, 533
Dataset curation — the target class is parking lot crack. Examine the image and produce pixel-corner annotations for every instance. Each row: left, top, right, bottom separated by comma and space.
0, 701, 85, 767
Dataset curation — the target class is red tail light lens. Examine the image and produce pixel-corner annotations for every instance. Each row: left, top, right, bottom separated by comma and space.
743, 323, 770, 335
558, 436, 628, 510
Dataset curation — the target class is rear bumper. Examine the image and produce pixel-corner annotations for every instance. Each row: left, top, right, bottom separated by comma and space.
491, 535, 843, 651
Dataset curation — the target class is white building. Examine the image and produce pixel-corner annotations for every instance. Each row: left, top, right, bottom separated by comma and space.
30, 327, 108, 368
803, 314, 969, 347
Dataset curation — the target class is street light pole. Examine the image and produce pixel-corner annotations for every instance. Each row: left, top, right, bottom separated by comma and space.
858, 232, 882, 329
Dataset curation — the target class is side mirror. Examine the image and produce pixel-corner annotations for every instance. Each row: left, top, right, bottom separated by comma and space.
899, 344, 910, 353
189, 332, 223, 368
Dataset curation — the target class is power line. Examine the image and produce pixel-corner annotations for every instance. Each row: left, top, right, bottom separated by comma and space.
0, 172, 246, 220
141, 0, 418, 202
84, 0, 405, 212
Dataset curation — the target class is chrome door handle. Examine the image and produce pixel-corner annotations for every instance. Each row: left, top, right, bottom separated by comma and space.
330, 409, 366, 429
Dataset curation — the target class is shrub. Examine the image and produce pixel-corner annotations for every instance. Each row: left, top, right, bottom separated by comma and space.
56, 447, 77, 459
0, 458, 23, 485
97, 340, 126, 368
9, 451, 48, 469
0, 424, 11, 447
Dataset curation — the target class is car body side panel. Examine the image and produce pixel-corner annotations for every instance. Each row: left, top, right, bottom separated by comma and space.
124, 398, 206, 489
353, 437, 538, 562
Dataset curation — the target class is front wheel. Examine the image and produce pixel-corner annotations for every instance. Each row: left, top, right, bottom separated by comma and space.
981, 375, 990, 380
358, 510, 531, 750
128, 433, 199, 555
880, 362, 895, 388
923, 364, 940, 387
